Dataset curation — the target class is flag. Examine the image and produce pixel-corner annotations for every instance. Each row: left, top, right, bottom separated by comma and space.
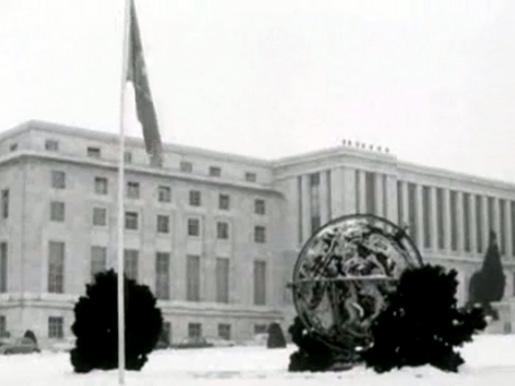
127, 0, 163, 167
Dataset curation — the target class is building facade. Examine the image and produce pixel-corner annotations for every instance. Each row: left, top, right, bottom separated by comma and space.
0, 121, 514, 347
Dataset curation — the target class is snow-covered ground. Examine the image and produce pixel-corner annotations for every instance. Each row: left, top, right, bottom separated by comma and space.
1, 335, 515, 386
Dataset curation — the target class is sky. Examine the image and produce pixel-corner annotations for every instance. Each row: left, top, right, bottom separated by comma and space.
1, 0, 515, 183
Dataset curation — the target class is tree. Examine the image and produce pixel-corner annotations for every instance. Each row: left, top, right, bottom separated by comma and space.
468, 231, 506, 318
70, 269, 163, 373
362, 265, 486, 373
267, 322, 286, 348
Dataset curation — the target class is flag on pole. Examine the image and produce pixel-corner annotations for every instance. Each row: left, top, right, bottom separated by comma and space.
127, 0, 163, 167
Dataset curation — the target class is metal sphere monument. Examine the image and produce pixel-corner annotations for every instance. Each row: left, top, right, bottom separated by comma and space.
290, 214, 423, 361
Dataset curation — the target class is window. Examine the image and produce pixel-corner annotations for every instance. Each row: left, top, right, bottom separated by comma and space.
422, 186, 431, 249
397, 181, 404, 225
254, 324, 267, 334
365, 172, 376, 214
180, 161, 193, 173
50, 201, 65, 222
500, 199, 506, 255
189, 190, 201, 206
125, 211, 138, 230
93, 207, 107, 226
186, 255, 200, 301
254, 226, 266, 243
0, 315, 6, 337
90, 246, 107, 280
476, 196, 484, 253
158, 186, 171, 203
159, 321, 171, 347
254, 199, 266, 215
463, 193, 471, 252
408, 183, 417, 244
124, 249, 138, 281
245, 172, 257, 182
87, 147, 101, 158
436, 188, 445, 249
217, 221, 229, 239
188, 323, 202, 338
127, 182, 140, 199
45, 139, 59, 151
124, 151, 132, 163
209, 166, 221, 177
219, 194, 230, 210
48, 317, 64, 338
511, 202, 515, 257
94, 177, 108, 195
157, 215, 170, 234
51, 171, 66, 189
0, 243, 7, 293
155, 252, 170, 300
9, 143, 17, 152
1, 189, 8, 219
253, 260, 266, 305
187, 218, 200, 236
218, 324, 231, 340
450, 190, 458, 251
48, 241, 65, 293
216, 257, 229, 303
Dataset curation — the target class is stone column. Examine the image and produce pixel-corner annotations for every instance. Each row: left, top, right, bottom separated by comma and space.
493, 197, 501, 248
415, 184, 424, 250
330, 167, 344, 218
456, 191, 464, 252
470, 193, 478, 255
319, 171, 329, 225
301, 175, 311, 243
444, 189, 452, 251
401, 181, 409, 227
358, 170, 366, 213
342, 167, 356, 215
430, 186, 438, 251
481, 195, 489, 252
375, 173, 384, 217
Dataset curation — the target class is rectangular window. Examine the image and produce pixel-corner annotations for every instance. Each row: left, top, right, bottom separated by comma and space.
188, 323, 202, 338
87, 147, 101, 158
365, 171, 376, 214
48, 241, 65, 293
219, 194, 230, 210
245, 172, 257, 182
437, 188, 445, 249
94, 177, 108, 195
189, 190, 201, 206
309, 173, 320, 186
476, 196, 483, 253
1, 189, 9, 219
254, 324, 267, 334
155, 252, 170, 300
408, 183, 418, 244
157, 215, 170, 234
422, 186, 431, 249
310, 216, 321, 232
0, 315, 6, 337
48, 317, 64, 338
93, 207, 107, 226
215, 257, 229, 303
0, 243, 7, 293
180, 161, 193, 173
186, 255, 200, 301
254, 260, 266, 305
355, 170, 361, 213
9, 143, 17, 152
488, 197, 495, 234
463, 193, 471, 252
90, 246, 107, 280
254, 199, 266, 215
511, 202, 515, 257
127, 182, 140, 199
209, 166, 221, 177
50, 201, 65, 222
500, 199, 506, 256
216, 221, 229, 239
187, 218, 200, 237
310, 173, 321, 234
397, 181, 403, 225
124, 151, 132, 164
125, 211, 138, 230
159, 321, 171, 346
158, 186, 171, 203
124, 249, 138, 281
45, 139, 59, 151
254, 226, 266, 243
450, 190, 458, 251
51, 171, 66, 189
218, 324, 231, 340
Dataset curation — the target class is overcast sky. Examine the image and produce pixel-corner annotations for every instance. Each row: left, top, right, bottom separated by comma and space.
1, 0, 515, 182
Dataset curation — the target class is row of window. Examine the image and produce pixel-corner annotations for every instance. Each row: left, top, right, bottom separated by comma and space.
44, 140, 260, 182
50, 172, 267, 213
43, 241, 268, 305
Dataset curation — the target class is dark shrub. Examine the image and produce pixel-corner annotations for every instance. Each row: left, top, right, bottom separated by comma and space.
70, 269, 163, 372
362, 265, 486, 373
288, 317, 334, 371
23, 330, 38, 345
267, 322, 286, 348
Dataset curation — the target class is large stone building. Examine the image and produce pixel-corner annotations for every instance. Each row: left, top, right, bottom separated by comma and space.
0, 121, 514, 347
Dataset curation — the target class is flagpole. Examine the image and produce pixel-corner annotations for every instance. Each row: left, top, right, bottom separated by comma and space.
117, 0, 132, 384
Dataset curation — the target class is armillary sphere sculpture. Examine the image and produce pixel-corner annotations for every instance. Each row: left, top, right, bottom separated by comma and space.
290, 214, 423, 359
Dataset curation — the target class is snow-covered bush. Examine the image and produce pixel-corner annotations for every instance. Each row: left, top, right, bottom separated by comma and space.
362, 265, 486, 373
70, 269, 163, 373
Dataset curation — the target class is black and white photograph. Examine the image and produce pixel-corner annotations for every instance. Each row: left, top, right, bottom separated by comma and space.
1, 0, 515, 385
